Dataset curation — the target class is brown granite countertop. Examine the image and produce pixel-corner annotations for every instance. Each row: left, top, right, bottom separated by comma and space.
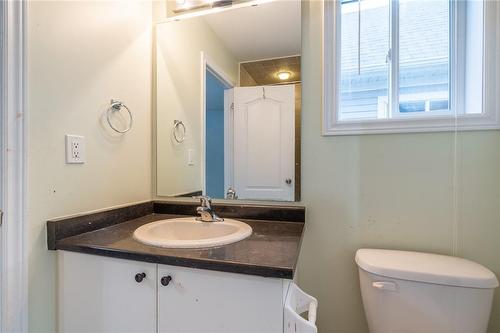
54, 212, 304, 279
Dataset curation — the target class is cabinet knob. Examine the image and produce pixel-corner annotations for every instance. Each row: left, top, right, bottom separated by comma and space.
161, 275, 172, 286
135, 272, 146, 283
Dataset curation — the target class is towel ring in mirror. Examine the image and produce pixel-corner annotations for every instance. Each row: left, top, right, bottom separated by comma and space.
107, 99, 133, 134
173, 120, 186, 143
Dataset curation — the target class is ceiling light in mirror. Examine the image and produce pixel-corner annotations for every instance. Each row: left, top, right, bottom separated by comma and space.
173, 0, 237, 13
277, 71, 292, 81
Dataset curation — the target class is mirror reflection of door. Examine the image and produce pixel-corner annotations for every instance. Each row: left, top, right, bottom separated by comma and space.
205, 80, 295, 201
233, 85, 295, 201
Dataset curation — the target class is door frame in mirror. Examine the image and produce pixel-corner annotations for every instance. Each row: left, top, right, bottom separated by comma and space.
200, 52, 236, 198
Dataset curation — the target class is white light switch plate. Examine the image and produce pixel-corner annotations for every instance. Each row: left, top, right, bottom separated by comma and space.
188, 148, 195, 166
65, 135, 85, 164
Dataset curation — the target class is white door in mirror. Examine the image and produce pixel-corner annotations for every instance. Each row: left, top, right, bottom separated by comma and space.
233, 85, 295, 201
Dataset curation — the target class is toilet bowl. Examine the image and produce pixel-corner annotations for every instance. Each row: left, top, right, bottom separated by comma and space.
355, 249, 499, 333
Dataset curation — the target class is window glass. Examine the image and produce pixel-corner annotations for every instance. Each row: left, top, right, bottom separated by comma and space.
430, 99, 449, 111
398, 0, 450, 114
339, 0, 390, 121
399, 101, 426, 113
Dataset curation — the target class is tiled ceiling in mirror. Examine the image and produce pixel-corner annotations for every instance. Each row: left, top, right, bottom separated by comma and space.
240, 56, 301, 86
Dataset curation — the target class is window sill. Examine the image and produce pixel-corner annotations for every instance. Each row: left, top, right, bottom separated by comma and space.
323, 113, 500, 136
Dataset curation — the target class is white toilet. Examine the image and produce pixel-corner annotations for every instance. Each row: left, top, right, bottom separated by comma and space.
355, 249, 499, 333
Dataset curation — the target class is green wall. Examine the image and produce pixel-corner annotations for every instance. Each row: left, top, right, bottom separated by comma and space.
297, 2, 500, 332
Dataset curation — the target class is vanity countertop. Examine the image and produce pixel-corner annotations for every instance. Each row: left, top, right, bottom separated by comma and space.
48, 201, 305, 279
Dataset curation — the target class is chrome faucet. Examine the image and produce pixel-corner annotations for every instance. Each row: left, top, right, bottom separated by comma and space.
194, 196, 223, 222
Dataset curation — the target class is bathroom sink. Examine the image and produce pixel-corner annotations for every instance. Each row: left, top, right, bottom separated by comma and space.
133, 217, 252, 248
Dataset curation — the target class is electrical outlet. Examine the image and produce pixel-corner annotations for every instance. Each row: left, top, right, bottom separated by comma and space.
65, 135, 86, 164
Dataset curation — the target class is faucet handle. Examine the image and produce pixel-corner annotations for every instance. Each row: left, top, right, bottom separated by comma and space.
193, 195, 212, 208
226, 187, 238, 200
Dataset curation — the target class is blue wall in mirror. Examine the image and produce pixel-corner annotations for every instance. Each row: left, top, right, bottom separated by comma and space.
205, 70, 226, 198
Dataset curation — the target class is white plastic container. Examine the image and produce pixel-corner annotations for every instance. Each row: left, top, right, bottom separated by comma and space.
356, 249, 499, 333
284, 283, 318, 333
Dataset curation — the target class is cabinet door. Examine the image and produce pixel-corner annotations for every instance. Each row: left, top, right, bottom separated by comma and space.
59, 251, 156, 333
158, 265, 284, 333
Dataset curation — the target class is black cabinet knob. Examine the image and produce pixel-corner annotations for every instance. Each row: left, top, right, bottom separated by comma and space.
161, 275, 172, 286
135, 272, 146, 283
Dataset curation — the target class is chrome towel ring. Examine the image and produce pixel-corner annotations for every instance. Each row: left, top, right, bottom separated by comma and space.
173, 120, 186, 143
107, 99, 133, 134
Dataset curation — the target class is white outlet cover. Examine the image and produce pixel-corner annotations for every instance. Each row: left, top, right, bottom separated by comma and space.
65, 135, 86, 164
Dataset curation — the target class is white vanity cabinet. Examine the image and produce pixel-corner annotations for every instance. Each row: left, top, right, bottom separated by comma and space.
58, 251, 157, 333
157, 264, 285, 333
58, 251, 293, 333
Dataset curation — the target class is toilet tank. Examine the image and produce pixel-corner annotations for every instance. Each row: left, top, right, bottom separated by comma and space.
355, 249, 499, 333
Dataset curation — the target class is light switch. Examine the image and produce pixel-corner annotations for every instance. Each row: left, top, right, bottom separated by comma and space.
65, 135, 86, 164
188, 148, 195, 166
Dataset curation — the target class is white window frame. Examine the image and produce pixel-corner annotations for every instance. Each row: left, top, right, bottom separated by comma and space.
323, 0, 500, 135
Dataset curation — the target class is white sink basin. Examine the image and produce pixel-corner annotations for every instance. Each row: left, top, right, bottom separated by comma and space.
133, 217, 252, 249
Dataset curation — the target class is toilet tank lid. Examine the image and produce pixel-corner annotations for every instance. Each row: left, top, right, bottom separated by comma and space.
355, 249, 499, 289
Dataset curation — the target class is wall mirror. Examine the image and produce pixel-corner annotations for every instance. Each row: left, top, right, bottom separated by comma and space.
155, 0, 301, 202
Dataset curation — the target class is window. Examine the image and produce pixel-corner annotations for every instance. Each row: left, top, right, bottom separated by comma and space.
323, 0, 500, 135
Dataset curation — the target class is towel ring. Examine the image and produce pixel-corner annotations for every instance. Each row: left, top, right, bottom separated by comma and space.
107, 99, 133, 134
173, 120, 186, 143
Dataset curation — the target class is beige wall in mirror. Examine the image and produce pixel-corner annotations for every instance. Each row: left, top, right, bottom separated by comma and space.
155, 0, 301, 201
